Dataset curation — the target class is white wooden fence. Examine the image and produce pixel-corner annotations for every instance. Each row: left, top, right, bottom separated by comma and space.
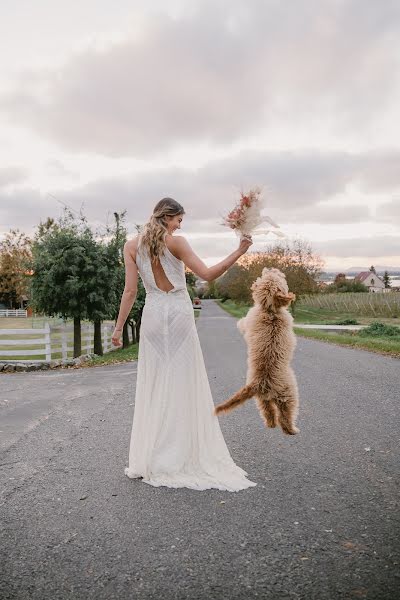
0, 309, 27, 318
0, 323, 121, 363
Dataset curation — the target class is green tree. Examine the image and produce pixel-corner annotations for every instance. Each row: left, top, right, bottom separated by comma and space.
334, 273, 347, 286
30, 211, 100, 357
383, 270, 391, 288
109, 214, 147, 347
333, 279, 368, 293
86, 239, 119, 355
185, 268, 197, 301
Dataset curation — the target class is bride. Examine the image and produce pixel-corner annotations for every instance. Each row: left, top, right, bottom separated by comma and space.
112, 198, 257, 492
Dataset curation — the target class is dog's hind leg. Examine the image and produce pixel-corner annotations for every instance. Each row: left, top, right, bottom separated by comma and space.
256, 393, 278, 428
276, 400, 299, 435
214, 384, 256, 415
273, 369, 300, 435
274, 387, 300, 435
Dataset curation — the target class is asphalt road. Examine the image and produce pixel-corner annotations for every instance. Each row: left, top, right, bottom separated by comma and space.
0, 300, 399, 599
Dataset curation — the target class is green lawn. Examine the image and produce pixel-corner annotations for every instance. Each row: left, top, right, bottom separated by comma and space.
85, 343, 139, 367
217, 300, 400, 358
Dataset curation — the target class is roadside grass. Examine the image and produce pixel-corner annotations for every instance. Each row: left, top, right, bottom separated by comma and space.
217, 300, 249, 319
217, 300, 400, 358
292, 328, 400, 358
294, 305, 400, 327
85, 343, 139, 367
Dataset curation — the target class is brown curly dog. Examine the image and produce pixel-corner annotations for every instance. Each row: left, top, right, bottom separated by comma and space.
214, 267, 300, 435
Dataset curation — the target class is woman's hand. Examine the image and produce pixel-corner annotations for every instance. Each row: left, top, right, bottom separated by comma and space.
238, 235, 253, 255
111, 327, 123, 347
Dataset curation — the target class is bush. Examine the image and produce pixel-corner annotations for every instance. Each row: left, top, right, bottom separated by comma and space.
334, 281, 369, 293
334, 318, 359, 325
359, 321, 400, 338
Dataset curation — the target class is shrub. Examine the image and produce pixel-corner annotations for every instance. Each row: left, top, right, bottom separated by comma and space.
334, 318, 359, 325
359, 321, 400, 338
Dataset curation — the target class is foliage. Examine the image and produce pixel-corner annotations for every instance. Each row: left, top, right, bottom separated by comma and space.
30, 211, 98, 320
383, 271, 391, 288
185, 269, 197, 287
105, 213, 146, 344
330, 279, 368, 293
216, 237, 323, 314
358, 321, 400, 338
0, 229, 32, 308
203, 280, 219, 299
30, 209, 124, 355
333, 318, 359, 325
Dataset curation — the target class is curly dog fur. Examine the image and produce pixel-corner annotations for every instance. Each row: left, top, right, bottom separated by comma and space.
214, 267, 300, 435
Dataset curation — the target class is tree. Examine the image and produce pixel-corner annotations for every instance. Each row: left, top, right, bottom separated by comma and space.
0, 229, 32, 308
86, 239, 119, 356
333, 279, 368, 293
185, 268, 197, 301
369, 265, 377, 274
383, 270, 391, 288
216, 263, 251, 302
108, 214, 147, 347
30, 211, 100, 357
334, 273, 347, 286
217, 237, 324, 315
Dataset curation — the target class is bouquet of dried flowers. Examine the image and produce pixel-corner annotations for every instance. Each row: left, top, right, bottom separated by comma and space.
221, 187, 285, 240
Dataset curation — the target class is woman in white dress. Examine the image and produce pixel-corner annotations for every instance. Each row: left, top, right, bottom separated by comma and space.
112, 198, 257, 492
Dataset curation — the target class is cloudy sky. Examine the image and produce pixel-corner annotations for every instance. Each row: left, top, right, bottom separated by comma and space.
1, 0, 399, 271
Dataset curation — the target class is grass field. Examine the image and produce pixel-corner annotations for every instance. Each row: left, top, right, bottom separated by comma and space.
217, 300, 400, 358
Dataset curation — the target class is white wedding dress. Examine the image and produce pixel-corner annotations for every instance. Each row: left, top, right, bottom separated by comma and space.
124, 234, 257, 492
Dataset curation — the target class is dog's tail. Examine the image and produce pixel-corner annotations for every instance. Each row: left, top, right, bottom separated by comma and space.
214, 384, 256, 416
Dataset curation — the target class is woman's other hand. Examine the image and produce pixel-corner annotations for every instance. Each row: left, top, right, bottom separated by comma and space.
112, 327, 123, 347
238, 235, 253, 255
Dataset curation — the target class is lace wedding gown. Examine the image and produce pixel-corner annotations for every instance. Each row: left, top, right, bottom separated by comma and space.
124, 235, 257, 492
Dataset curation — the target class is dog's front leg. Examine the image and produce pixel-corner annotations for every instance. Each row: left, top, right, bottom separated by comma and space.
237, 317, 247, 336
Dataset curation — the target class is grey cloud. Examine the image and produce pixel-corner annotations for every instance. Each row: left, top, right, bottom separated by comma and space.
2, 147, 399, 237
1, 0, 399, 156
375, 198, 400, 225
0, 188, 51, 234
313, 235, 400, 258
0, 167, 29, 187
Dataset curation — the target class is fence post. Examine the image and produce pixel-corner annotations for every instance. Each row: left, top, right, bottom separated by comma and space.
61, 330, 67, 359
45, 322, 51, 362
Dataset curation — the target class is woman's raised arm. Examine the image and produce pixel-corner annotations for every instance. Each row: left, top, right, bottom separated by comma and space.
171, 235, 252, 282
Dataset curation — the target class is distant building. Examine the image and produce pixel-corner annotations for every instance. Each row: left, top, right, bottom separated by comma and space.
354, 271, 387, 293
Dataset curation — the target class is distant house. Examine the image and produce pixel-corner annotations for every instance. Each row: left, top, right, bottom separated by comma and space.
354, 271, 387, 293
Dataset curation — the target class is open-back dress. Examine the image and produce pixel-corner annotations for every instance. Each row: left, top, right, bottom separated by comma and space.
124, 234, 257, 492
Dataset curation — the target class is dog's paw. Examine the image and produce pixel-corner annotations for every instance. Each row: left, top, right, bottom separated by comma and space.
282, 425, 300, 435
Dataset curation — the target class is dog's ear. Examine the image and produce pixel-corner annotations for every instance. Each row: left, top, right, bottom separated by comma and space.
274, 291, 296, 308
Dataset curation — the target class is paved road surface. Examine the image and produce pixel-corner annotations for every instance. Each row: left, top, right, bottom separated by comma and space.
0, 300, 399, 599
